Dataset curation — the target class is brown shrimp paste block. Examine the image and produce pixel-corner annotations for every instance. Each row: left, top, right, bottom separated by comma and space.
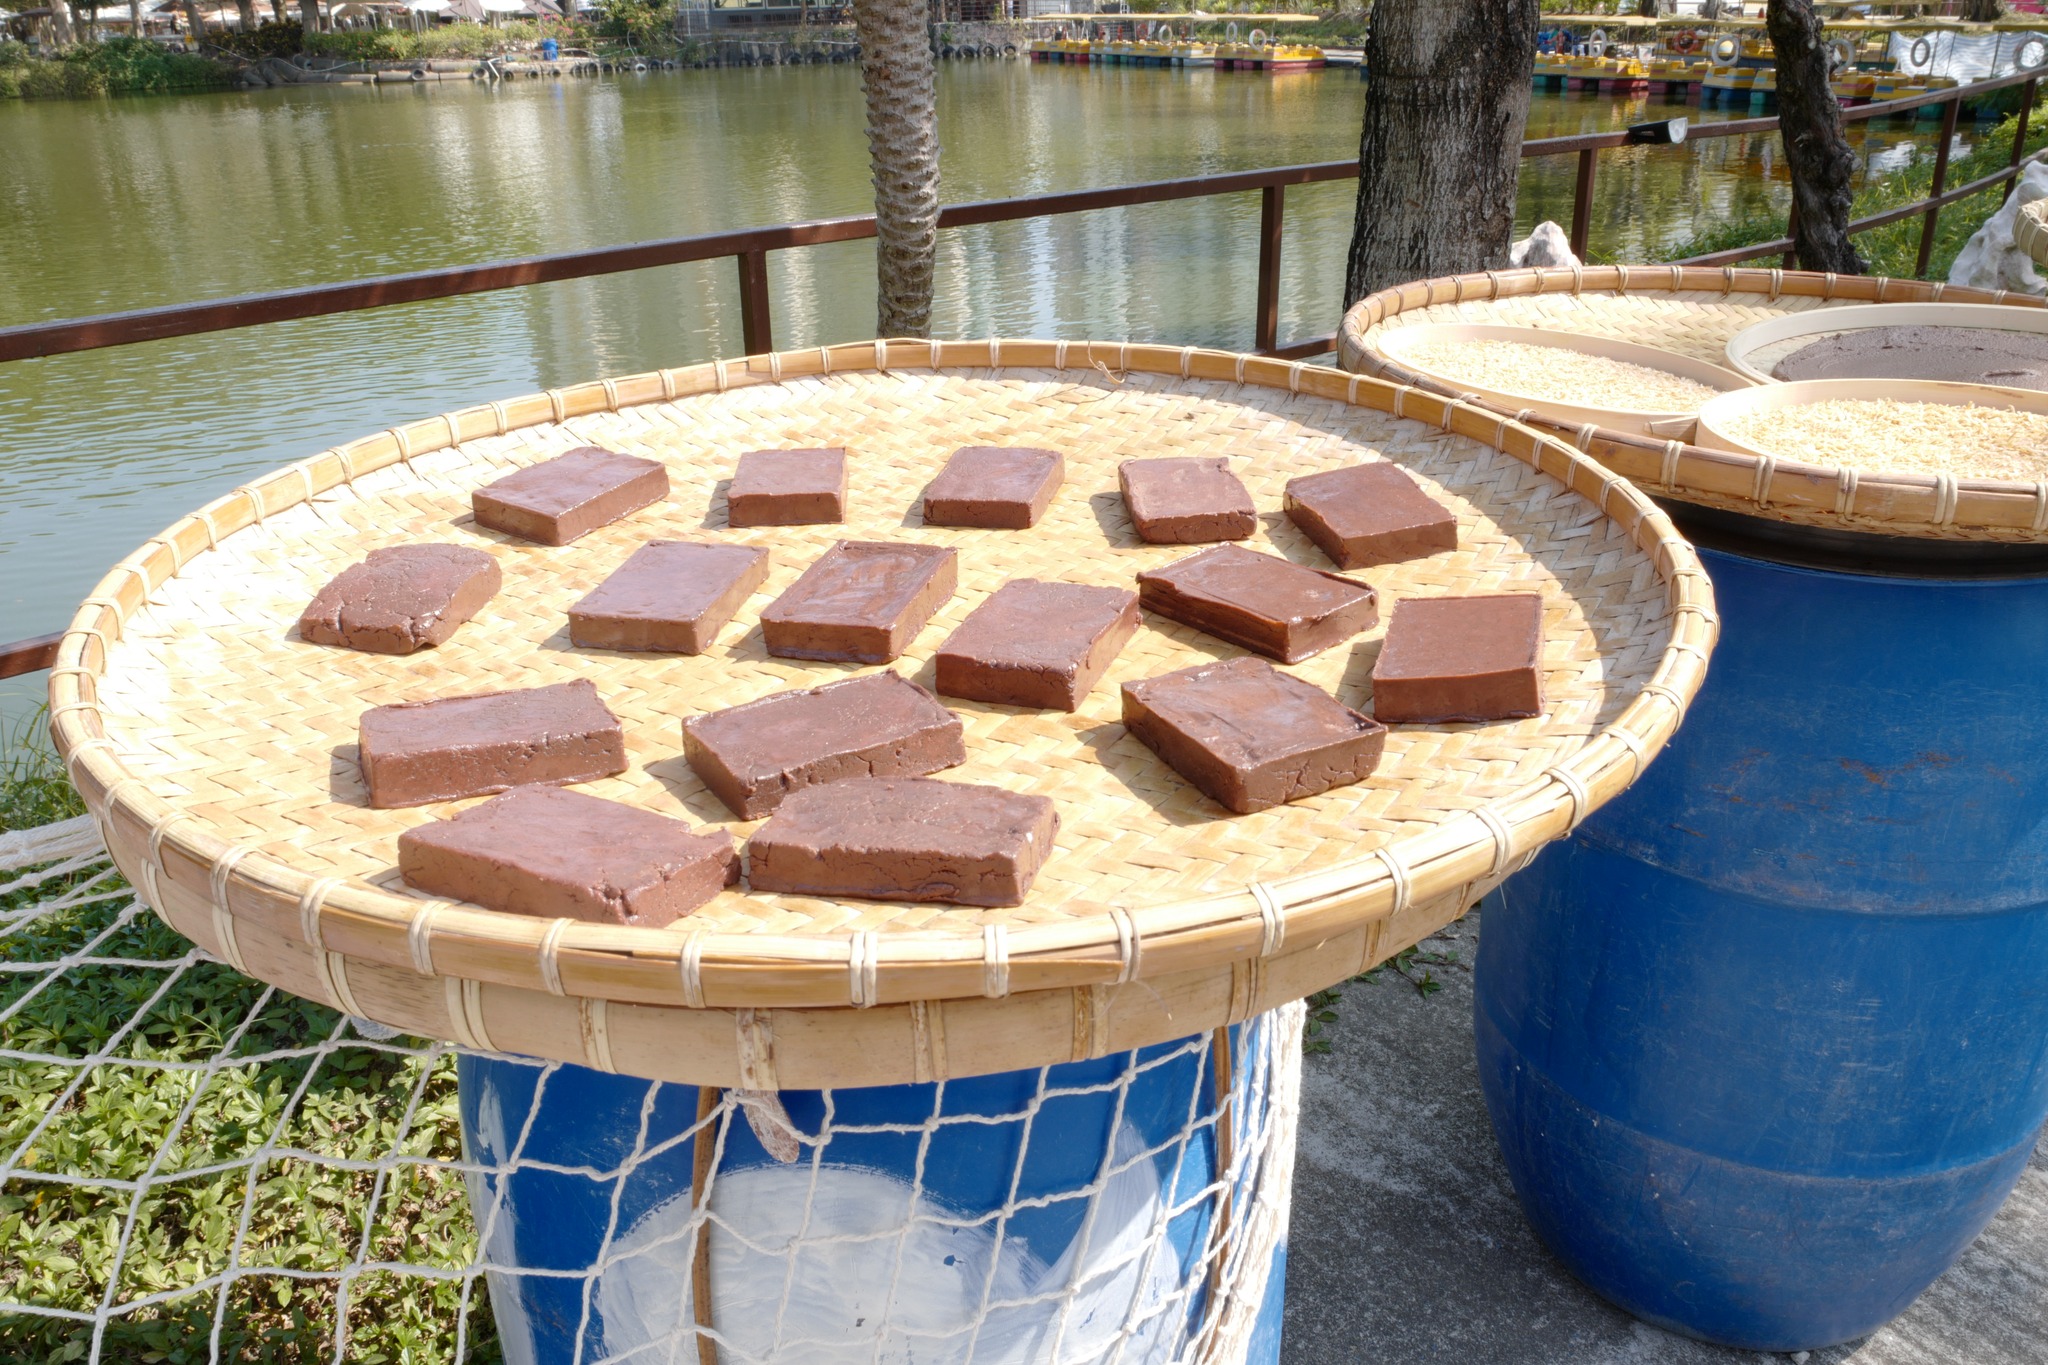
1117, 457, 1256, 544
760, 540, 958, 664
682, 671, 965, 819
935, 580, 1140, 711
472, 447, 669, 546
398, 786, 738, 928
727, 448, 848, 527
1371, 594, 1544, 724
1136, 545, 1377, 664
922, 447, 1066, 529
1284, 462, 1460, 570
1122, 656, 1386, 815
298, 543, 501, 655
746, 777, 1059, 907
357, 678, 627, 809
568, 541, 770, 654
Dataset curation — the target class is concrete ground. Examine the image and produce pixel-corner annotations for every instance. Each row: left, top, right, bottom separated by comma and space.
1281, 912, 2048, 1365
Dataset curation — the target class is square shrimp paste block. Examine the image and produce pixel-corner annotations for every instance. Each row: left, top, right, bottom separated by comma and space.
1284, 462, 1460, 570
1371, 594, 1545, 724
298, 543, 501, 655
357, 678, 627, 809
398, 786, 737, 928
1122, 656, 1387, 815
760, 540, 958, 664
935, 579, 1140, 711
568, 541, 770, 654
472, 446, 669, 546
921, 446, 1066, 529
727, 448, 848, 527
682, 670, 965, 819
747, 777, 1059, 908
1117, 457, 1256, 544
1136, 544, 1377, 664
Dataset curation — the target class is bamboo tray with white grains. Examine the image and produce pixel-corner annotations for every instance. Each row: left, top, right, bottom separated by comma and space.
46, 339, 1713, 1090
1342, 266, 2048, 540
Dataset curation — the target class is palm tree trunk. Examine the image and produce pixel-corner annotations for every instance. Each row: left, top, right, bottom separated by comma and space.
1344, 0, 1539, 304
130, 0, 144, 36
234, 0, 255, 30
1766, 0, 1864, 272
854, 0, 941, 338
299, 0, 318, 32
48, 0, 77, 44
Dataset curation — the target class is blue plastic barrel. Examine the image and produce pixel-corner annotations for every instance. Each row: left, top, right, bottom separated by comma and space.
1476, 523, 2048, 1351
540, 36, 559, 60
462, 1018, 1289, 1365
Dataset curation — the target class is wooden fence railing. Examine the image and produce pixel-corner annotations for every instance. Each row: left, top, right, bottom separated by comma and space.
2, 64, 2044, 677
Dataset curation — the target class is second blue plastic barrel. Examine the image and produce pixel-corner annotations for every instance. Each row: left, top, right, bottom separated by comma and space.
1476, 529, 2048, 1351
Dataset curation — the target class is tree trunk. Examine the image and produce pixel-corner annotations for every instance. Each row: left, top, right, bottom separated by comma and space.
1344, 0, 1539, 305
48, 0, 76, 44
853, 0, 941, 337
300, 0, 318, 33
130, 0, 144, 36
183, 0, 204, 44
1964, 0, 2003, 22
1636, 0, 1659, 16
235, 0, 255, 31
1766, 0, 1864, 273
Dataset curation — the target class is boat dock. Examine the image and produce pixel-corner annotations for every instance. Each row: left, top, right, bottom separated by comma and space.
1028, 38, 1329, 72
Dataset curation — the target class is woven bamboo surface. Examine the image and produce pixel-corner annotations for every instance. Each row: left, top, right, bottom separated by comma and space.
2018, 198, 2048, 270
1342, 266, 2048, 542
48, 340, 1712, 1088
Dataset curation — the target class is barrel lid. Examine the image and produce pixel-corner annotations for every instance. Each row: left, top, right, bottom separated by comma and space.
1342, 265, 2048, 545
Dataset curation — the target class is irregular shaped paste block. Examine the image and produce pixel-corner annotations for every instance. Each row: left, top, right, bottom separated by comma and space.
357, 678, 627, 809
1136, 544, 1377, 663
760, 540, 958, 664
1117, 457, 1256, 544
683, 670, 965, 819
568, 541, 770, 654
727, 448, 848, 527
1284, 462, 1459, 570
747, 777, 1059, 908
473, 446, 669, 546
935, 580, 1140, 711
1371, 594, 1545, 724
922, 446, 1065, 529
299, 543, 500, 655
399, 785, 737, 927
1122, 656, 1386, 815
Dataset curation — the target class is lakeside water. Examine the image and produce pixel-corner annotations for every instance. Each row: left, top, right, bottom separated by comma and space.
0, 60, 1946, 721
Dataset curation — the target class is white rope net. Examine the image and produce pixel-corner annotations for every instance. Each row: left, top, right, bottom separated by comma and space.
1, 815, 1301, 1365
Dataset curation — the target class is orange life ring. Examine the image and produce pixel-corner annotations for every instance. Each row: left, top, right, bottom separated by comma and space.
1670, 28, 1701, 54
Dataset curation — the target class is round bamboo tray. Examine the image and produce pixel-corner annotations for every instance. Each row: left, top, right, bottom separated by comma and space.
47, 339, 1713, 1089
1341, 266, 2048, 542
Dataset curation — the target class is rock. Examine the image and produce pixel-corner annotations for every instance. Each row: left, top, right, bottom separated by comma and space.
1949, 159, 2048, 295
1510, 220, 1581, 269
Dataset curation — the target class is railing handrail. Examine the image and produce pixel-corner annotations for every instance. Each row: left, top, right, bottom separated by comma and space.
3, 63, 2044, 676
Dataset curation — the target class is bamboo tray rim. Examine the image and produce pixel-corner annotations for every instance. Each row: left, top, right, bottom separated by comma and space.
46, 338, 1715, 1020
1340, 265, 2048, 542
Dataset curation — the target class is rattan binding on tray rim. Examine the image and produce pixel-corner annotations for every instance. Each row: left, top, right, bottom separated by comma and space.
1341, 265, 2048, 543
47, 339, 1714, 1088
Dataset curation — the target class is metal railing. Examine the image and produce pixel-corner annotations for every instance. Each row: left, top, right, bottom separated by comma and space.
2, 64, 2043, 678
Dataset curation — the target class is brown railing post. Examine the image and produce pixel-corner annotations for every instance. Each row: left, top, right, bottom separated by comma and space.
1917, 97, 1962, 278
1255, 184, 1285, 355
2006, 77, 2039, 204
1782, 196, 1800, 270
737, 250, 773, 355
1569, 148, 1597, 261
0, 632, 63, 680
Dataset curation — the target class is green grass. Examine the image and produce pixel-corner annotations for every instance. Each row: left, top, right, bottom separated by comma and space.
1, 717, 499, 1363
1650, 103, 2048, 280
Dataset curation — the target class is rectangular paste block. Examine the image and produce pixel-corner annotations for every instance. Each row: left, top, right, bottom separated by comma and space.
1136, 544, 1377, 663
1371, 594, 1545, 724
935, 579, 1139, 711
727, 448, 848, 527
922, 446, 1066, 529
473, 446, 669, 546
683, 670, 966, 819
747, 777, 1059, 907
568, 541, 770, 654
1118, 457, 1257, 544
358, 678, 628, 809
760, 540, 958, 663
398, 786, 737, 928
1122, 655, 1386, 814
1284, 462, 1460, 570
299, 543, 501, 655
